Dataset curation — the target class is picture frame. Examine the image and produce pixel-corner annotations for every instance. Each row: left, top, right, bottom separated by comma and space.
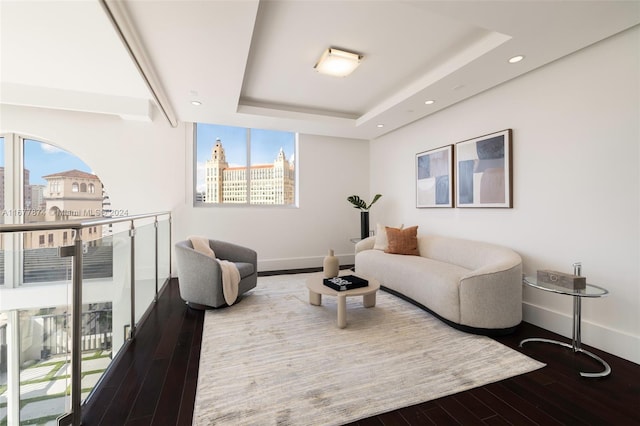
416, 145, 453, 208
455, 129, 512, 208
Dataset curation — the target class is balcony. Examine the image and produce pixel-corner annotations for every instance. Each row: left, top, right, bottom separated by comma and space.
0, 212, 171, 425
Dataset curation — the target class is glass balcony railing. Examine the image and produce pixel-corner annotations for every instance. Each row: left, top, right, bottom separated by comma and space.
0, 212, 171, 426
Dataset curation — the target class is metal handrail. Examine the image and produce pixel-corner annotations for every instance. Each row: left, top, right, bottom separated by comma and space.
0, 211, 171, 233
1, 211, 172, 426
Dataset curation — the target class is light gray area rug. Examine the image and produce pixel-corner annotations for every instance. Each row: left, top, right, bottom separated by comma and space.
193, 273, 544, 425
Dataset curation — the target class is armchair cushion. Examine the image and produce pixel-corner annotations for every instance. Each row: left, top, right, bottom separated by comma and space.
175, 238, 258, 308
189, 235, 215, 258
235, 262, 255, 278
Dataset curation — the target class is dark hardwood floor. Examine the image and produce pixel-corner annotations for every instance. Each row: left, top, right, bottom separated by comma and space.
83, 277, 640, 425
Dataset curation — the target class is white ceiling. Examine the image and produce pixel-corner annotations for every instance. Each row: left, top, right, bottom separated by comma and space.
1, 0, 639, 140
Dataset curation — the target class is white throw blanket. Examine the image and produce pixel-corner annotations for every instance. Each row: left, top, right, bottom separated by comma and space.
188, 236, 241, 306
218, 259, 240, 306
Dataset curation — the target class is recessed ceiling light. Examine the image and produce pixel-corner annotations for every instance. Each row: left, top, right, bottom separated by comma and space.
191, 100, 202, 106
508, 55, 525, 64
376, 124, 384, 128
424, 100, 435, 105
314, 47, 363, 77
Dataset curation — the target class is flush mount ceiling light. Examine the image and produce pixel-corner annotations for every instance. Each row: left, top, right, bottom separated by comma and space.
314, 47, 363, 77
424, 100, 435, 105
191, 100, 202, 106
508, 55, 525, 64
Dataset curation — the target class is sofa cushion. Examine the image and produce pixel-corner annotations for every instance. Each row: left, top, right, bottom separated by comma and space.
385, 226, 419, 256
356, 249, 470, 323
418, 235, 522, 271
373, 223, 403, 251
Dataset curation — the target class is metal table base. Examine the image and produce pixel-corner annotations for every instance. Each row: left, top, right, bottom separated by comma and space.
519, 337, 611, 378
520, 264, 611, 378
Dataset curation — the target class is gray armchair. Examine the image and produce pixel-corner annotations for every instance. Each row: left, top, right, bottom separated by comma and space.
174, 239, 257, 308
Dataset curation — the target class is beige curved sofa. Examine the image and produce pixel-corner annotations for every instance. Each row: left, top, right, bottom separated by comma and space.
355, 234, 522, 335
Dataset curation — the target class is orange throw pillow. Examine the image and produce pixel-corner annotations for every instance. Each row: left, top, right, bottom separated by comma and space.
385, 226, 419, 256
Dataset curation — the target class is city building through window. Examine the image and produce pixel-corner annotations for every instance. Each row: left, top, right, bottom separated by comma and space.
194, 123, 297, 206
1, 135, 112, 264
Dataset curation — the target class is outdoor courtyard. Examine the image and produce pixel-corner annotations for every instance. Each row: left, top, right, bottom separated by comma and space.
0, 350, 111, 425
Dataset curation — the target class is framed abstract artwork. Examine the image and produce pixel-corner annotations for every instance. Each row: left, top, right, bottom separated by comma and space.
416, 145, 453, 208
455, 129, 513, 208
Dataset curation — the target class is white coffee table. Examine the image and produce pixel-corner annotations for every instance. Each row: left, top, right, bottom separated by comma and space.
306, 274, 380, 329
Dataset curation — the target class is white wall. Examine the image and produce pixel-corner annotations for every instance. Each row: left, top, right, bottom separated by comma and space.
1, 104, 186, 215
174, 131, 370, 270
0, 105, 370, 272
370, 27, 640, 363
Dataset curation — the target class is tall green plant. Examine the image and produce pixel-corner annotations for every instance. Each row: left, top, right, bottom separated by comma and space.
347, 194, 382, 211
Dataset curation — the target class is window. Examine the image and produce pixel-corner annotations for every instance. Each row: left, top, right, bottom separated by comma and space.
0, 137, 4, 226
49, 180, 60, 195
0, 137, 114, 285
72, 182, 79, 192
80, 183, 87, 192
195, 123, 297, 206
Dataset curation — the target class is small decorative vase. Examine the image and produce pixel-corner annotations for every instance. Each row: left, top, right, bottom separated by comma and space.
323, 249, 339, 278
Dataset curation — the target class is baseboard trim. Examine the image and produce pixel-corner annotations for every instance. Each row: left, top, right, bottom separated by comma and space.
258, 265, 353, 277
523, 302, 639, 364
257, 254, 355, 272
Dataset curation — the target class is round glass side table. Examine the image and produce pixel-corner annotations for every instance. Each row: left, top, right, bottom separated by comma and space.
519, 275, 611, 378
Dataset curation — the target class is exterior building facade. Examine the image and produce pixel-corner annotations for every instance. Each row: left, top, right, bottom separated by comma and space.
205, 138, 295, 205
24, 170, 104, 248
0, 168, 31, 212
30, 185, 46, 210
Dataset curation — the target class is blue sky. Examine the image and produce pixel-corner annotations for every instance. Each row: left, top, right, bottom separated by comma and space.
23, 139, 92, 185
1, 137, 93, 185
1, 127, 294, 189
196, 123, 295, 166
195, 123, 296, 192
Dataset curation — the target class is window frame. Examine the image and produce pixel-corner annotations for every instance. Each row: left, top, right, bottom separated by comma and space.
1, 133, 109, 288
192, 123, 299, 208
